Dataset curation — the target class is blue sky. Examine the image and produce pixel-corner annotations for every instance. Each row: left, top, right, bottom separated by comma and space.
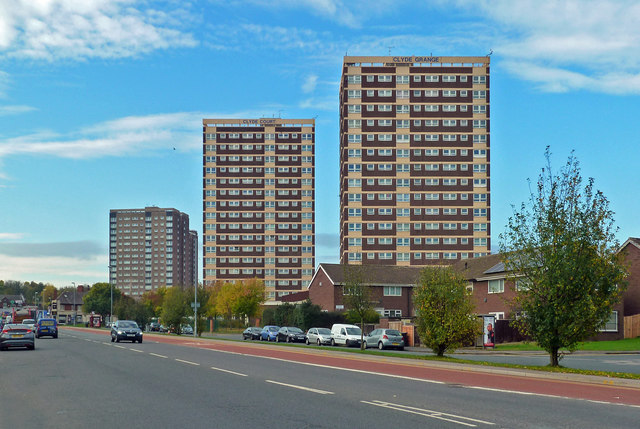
0, 0, 638, 288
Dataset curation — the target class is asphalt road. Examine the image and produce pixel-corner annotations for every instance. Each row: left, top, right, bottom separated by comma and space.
208, 331, 640, 374
1, 328, 638, 429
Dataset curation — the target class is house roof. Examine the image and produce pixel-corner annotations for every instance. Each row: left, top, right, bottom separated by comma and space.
314, 263, 424, 287
450, 253, 504, 281
57, 291, 86, 305
619, 237, 640, 253
0, 294, 25, 302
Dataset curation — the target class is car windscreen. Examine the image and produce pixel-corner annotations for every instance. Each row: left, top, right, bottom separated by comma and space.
268, 327, 278, 332
289, 328, 303, 333
345, 327, 362, 335
317, 328, 331, 335
119, 322, 138, 328
386, 330, 401, 336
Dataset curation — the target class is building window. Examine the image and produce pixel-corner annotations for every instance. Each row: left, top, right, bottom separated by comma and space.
601, 311, 618, 332
384, 309, 402, 318
384, 286, 402, 296
488, 279, 504, 294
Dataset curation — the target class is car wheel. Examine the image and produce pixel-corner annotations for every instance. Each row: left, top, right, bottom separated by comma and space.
363, 341, 367, 349
317, 338, 321, 346
139, 338, 143, 344
305, 338, 310, 345
54, 334, 58, 339
30, 344, 35, 350
330, 339, 335, 347
115, 336, 120, 343
286, 336, 291, 343
111, 335, 115, 342
378, 342, 384, 350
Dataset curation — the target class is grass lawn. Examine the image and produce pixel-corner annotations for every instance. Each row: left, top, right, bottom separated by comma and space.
496, 337, 640, 352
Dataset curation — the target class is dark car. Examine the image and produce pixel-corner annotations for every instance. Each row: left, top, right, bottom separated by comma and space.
148, 322, 161, 332
35, 318, 58, 338
243, 327, 263, 340
1, 323, 35, 351
276, 326, 306, 343
111, 320, 143, 343
260, 325, 280, 341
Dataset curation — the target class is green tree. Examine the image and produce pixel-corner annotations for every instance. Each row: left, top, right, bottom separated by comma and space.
500, 149, 627, 366
233, 278, 266, 324
114, 295, 153, 329
413, 266, 479, 357
83, 282, 121, 322
342, 265, 373, 350
161, 287, 188, 334
185, 284, 212, 336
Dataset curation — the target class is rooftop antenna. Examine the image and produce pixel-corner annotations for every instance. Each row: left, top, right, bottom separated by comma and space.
487, 49, 493, 56
388, 46, 395, 55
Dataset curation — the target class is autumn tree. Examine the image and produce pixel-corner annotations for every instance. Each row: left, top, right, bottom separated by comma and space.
233, 278, 265, 324
342, 265, 372, 350
500, 149, 627, 366
414, 266, 479, 357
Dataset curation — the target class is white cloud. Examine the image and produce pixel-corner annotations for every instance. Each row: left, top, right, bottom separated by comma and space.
302, 74, 318, 93
0, 233, 24, 240
0, 0, 198, 61
0, 253, 107, 287
0, 109, 273, 160
0, 105, 36, 116
449, 0, 640, 94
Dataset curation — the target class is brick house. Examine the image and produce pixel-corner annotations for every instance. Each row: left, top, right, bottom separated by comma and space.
619, 238, 640, 317
308, 263, 423, 318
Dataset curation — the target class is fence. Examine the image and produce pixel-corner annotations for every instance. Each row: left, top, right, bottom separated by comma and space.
624, 314, 640, 339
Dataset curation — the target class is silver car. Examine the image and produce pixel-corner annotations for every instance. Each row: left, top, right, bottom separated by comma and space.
305, 327, 332, 346
364, 328, 405, 351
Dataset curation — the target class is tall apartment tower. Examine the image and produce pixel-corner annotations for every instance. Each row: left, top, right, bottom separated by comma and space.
202, 118, 315, 302
339, 55, 491, 265
109, 207, 198, 296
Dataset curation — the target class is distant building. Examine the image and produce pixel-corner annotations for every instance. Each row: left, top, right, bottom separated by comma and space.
202, 118, 316, 303
339, 55, 491, 266
109, 207, 198, 296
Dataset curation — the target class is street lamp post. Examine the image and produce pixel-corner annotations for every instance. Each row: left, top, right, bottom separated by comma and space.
108, 265, 113, 325
72, 282, 76, 326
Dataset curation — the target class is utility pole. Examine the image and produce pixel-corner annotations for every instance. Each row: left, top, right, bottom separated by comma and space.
72, 282, 76, 325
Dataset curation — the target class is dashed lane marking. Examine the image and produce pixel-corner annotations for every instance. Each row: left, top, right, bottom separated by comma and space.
210, 366, 247, 377
265, 380, 333, 395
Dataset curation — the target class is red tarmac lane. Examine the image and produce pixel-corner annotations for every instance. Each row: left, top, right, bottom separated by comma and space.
67, 327, 640, 407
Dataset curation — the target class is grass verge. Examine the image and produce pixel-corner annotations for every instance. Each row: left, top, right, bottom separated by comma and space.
495, 337, 640, 352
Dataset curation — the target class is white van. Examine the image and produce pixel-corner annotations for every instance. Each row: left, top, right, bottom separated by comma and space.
330, 324, 362, 347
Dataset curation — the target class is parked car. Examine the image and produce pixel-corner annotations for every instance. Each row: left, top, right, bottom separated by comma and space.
35, 318, 58, 338
110, 320, 143, 343
243, 327, 263, 340
260, 325, 280, 341
148, 322, 162, 332
276, 326, 306, 343
0, 323, 35, 351
181, 325, 194, 335
364, 328, 405, 351
330, 324, 362, 347
305, 327, 332, 346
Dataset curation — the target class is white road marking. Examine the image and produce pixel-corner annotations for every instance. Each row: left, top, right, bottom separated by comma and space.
149, 353, 168, 359
199, 347, 640, 409
114, 345, 126, 349
265, 380, 334, 395
84, 338, 92, 342
175, 358, 199, 366
361, 400, 494, 427
129, 348, 144, 353
210, 366, 247, 377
